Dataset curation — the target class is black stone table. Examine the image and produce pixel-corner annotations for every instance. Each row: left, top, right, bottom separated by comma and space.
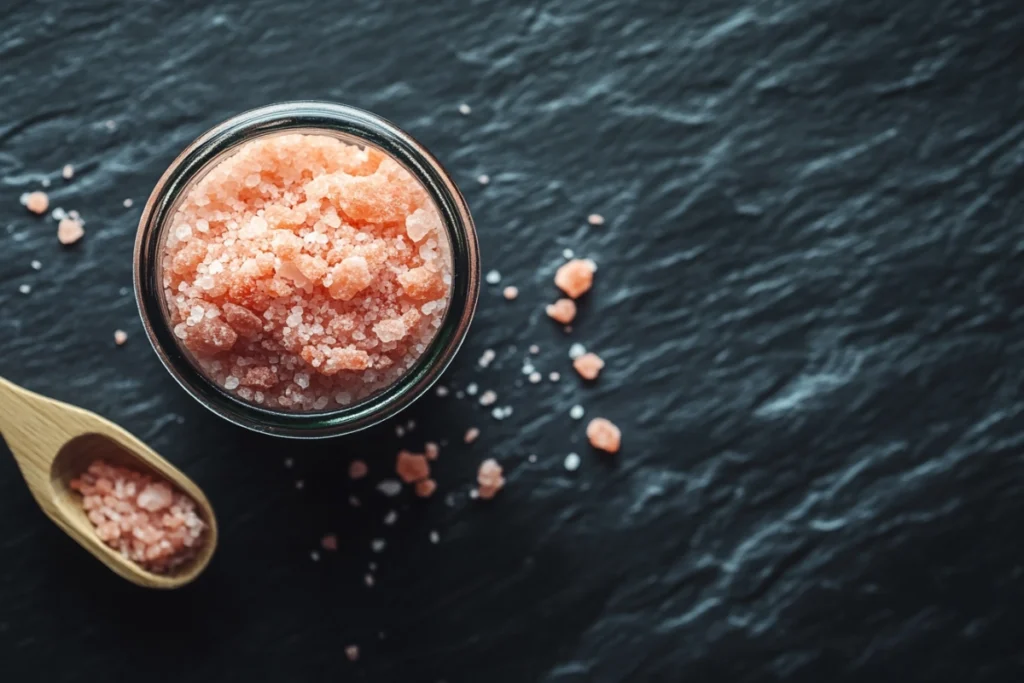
1, 1, 1023, 680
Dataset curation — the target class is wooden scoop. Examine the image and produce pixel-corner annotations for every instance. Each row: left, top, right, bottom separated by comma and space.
0, 377, 217, 589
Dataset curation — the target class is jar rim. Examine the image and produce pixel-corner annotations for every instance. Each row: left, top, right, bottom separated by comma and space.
134, 101, 479, 439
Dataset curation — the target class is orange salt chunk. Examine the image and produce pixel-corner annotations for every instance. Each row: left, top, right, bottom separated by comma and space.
405, 207, 440, 243
184, 317, 238, 354
397, 266, 445, 301
57, 217, 85, 245
295, 253, 328, 281
171, 240, 207, 276
546, 298, 577, 324
222, 302, 264, 337
373, 318, 408, 343
396, 450, 430, 483
327, 255, 373, 301
586, 417, 621, 453
415, 478, 437, 498
554, 258, 595, 299
271, 230, 304, 259
424, 442, 440, 461
573, 352, 605, 380
348, 460, 368, 480
321, 347, 371, 374
25, 191, 49, 214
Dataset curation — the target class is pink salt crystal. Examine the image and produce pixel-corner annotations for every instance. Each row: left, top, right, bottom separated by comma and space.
349, 460, 368, 480
424, 442, 440, 460
160, 133, 452, 411
586, 417, 622, 454
114, 329, 128, 346
476, 458, 505, 500
554, 259, 595, 299
321, 534, 338, 551
396, 450, 430, 483
415, 478, 437, 498
62, 164, 74, 180
573, 352, 605, 380
503, 286, 519, 300
24, 191, 49, 214
587, 213, 605, 226
136, 483, 173, 511
464, 427, 480, 444
345, 645, 359, 662
57, 217, 84, 245
546, 298, 577, 324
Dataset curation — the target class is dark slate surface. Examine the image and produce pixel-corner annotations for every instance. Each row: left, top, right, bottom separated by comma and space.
2, 0, 1024, 680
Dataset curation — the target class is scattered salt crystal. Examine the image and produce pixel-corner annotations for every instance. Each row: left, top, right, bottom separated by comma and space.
562, 248, 575, 259
466, 382, 478, 396
345, 645, 359, 662
18, 284, 31, 295
364, 573, 375, 587
429, 530, 440, 543
435, 385, 449, 397
479, 390, 497, 406
570, 404, 585, 420
123, 198, 133, 208
371, 539, 386, 553
503, 286, 519, 300
57, 218, 85, 245
30, 260, 41, 270
478, 349, 496, 368
587, 417, 622, 453
284, 457, 294, 468
491, 407, 506, 420
458, 103, 471, 115
555, 259, 596, 299
464, 427, 480, 444
383, 510, 398, 525
62, 164, 74, 180
550, 371, 561, 382
407, 419, 416, 431
485, 270, 501, 284
397, 450, 430, 483
415, 478, 437, 497
349, 496, 361, 507
587, 213, 605, 226
295, 480, 305, 490
377, 479, 403, 497
395, 425, 405, 438
321, 534, 338, 551
104, 119, 116, 131
529, 372, 542, 383
23, 191, 49, 214
564, 453, 581, 471
569, 343, 587, 359
114, 330, 128, 346
425, 442, 440, 460
349, 460, 368, 480
310, 550, 321, 561
529, 344, 540, 354
573, 352, 605, 380
528, 454, 538, 463
477, 174, 490, 185
546, 299, 577, 324
522, 362, 535, 375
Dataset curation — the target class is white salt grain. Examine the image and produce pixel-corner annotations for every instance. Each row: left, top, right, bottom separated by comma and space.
435, 385, 449, 397
383, 510, 398, 526
485, 270, 501, 284
549, 371, 561, 382
570, 404, 585, 420
18, 284, 31, 295
479, 390, 497, 406
377, 480, 403, 497
371, 539, 386, 553
30, 260, 41, 270
569, 343, 587, 359
564, 453, 581, 471
529, 344, 540, 354
310, 551, 320, 562
477, 174, 490, 185
429, 530, 440, 544
123, 198, 133, 208
466, 382, 478, 396
284, 457, 294, 468
458, 103, 471, 115
563, 248, 574, 259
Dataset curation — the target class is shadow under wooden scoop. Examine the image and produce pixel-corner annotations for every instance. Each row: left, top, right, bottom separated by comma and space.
0, 376, 217, 589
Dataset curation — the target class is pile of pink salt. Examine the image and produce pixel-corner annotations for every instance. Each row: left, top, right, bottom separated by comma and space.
160, 133, 453, 411
70, 459, 206, 573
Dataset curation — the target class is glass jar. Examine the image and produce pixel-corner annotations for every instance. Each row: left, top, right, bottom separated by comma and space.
134, 102, 479, 438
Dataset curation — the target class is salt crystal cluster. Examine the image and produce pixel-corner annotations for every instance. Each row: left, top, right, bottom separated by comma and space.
70, 460, 206, 573
160, 133, 453, 411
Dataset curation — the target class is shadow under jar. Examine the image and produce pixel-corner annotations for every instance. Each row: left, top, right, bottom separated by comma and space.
134, 102, 479, 439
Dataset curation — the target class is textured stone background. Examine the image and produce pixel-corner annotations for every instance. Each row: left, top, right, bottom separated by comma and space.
1, 0, 1024, 681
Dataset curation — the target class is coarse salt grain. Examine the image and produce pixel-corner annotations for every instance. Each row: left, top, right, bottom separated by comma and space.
415, 478, 437, 497
485, 270, 501, 284
569, 343, 587, 359
425, 442, 440, 460
371, 539, 386, 553
466, 382, 478, 396
587, 417, 622, 453
70, 459, 206, 573
310, 550, 320, 561
396, 450, 430, 483
529, 344, 539, 354
160, 133, 453, 412
529, 372, 542, 384
123, 198, 133, 208
383, 510, 398, 525
550, 371, 561, 382
345, 645, 359, 662
477, 174, 490, 185
18, 284, 31, 295
429, 530, 440, 543
573, 352, 604, 380
435, 385, 449, 397
570, 404, 585, 420
57, 218, 84, 245
562, 248, 575, 259
564, 452, 581, 471
479, 390, 497, 406
458, 103, 471, 115
377, 479, 403, 496
349, 460, 368, 479
478, 349, 496, 367
477, 458, 505, 499
62, 164, 74, 180
114, 330, 128, 346
24, 191, 49, 214
503, 286, 519, 300
546, 298, 576, 324
321, 534, 338, 551
31, 260, 41, 270
554, 258, 596, 299
587, 213, 605, 226
464, 427, 480, 444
